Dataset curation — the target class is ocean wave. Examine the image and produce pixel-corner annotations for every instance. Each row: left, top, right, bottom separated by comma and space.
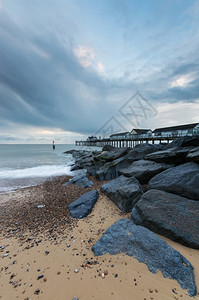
0, 164, 73, 179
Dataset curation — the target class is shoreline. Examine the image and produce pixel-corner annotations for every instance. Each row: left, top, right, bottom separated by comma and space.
0, 176, 199, 299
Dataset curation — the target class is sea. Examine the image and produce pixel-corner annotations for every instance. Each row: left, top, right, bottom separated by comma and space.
0, 144, 100, 193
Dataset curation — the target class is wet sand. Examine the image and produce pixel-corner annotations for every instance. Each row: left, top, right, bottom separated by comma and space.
0, 176, 199, 300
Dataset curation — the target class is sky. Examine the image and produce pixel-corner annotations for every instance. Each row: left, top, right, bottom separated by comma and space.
0, 0, 199, 143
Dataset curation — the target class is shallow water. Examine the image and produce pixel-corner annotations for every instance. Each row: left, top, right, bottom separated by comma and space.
0, 144, 100, 192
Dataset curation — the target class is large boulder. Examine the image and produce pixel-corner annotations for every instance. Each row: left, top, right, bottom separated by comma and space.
86, 160, 105, 176
72, 154, 95, 169
96, 147, 130, 162
101, 175, 144, 212
102, 145, 116, 151
96, 157, 129, 181
165, 136, 199, 149
92, 218, 197, 297
119, 160, 172, 184
125, 143, 162, 163
145, 147, 192, 165
131, 189, 199, 249
147, 162, 199, 200
64, 172, 93, 188
186, 147, 199, 163
68, 190, 99, 219
64, 149, 92, 159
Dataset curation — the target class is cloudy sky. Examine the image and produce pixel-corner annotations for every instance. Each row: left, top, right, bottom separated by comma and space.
0, 0, 199, 143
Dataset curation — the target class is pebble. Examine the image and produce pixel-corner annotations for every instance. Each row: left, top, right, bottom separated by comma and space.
34, 289, 40, 295
37, 205, 45, 208
37, 275, 44, 280
172, 288, 177, 294
3, 253, 9, 257
74, 269, 79, 273
72, 297, 79, 300
45, 250, 49, 255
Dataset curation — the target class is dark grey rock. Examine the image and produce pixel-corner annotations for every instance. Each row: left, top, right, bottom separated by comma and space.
74, 155, 95, 170
68, 190, 99, 219
145, 147, 192, 165
125, 143, 162, 163
97, 147, 129, 162
87, 160, 105, 176
119, 160, 172, 184
102, 145, 116, 151
186, 147, 199, 163
64, 172, 93, 188
131, 189, 199, 249
68, 150, 97, 171
101, 175, 144, 212
165, 136, 199, 149
147, 162, 199, 200
74, 177, 93, 188
64, 149, 92, 159
92, 218, 197, 297
64, 173, 85, 185
96, 157, 129, 181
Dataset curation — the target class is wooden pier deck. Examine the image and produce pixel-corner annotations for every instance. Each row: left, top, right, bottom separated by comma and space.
75, 136, 176, 148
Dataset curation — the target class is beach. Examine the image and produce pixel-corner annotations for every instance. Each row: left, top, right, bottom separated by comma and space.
0, 175, 199, 300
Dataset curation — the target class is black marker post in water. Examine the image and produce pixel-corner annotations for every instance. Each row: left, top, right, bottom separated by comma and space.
52, 140, 55, 150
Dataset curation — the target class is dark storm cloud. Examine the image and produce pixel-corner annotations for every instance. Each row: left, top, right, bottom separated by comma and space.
0, 0, 199, 140
0, 10, 116, 134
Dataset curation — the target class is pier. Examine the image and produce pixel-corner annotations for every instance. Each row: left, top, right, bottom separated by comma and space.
75, 123, 199, 148
75, 136, 176, 148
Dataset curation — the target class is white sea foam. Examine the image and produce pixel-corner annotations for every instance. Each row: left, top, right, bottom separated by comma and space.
0, 164, 72, 179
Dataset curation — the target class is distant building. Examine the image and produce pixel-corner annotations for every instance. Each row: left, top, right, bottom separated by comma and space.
87, 135, 97, 141
153, 123, 199, 137
110, 132, 129, 139
129, 128, 152, 138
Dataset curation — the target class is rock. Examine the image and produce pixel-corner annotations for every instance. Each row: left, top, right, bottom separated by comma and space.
74, 269, 79, 273
70, 150, 93, 158
131, 189, 199, 248
34, 289, 40, 295
72, 156, 95, 171
186, 147, 199, 163
102, 145, 116, 151
68, 190, 99, 219
147, 162, 199, 200
74, 177, 93, 188
96, 157, 129, 181
164, 136, 199, 149
64, 173, 93, 188
125, 143, 162, 163
97, 147, 130, 162
119, 160, 172, 184
145, 147, 192, 165
87, 160, 105, 176
101, 175, 144, 212
64, 173, 86, 185
37, 204, 45, 208
69, 151, 97, 171
92, 218, 197, 297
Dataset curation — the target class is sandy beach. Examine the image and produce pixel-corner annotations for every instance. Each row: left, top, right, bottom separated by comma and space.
0, 176, 199, 300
